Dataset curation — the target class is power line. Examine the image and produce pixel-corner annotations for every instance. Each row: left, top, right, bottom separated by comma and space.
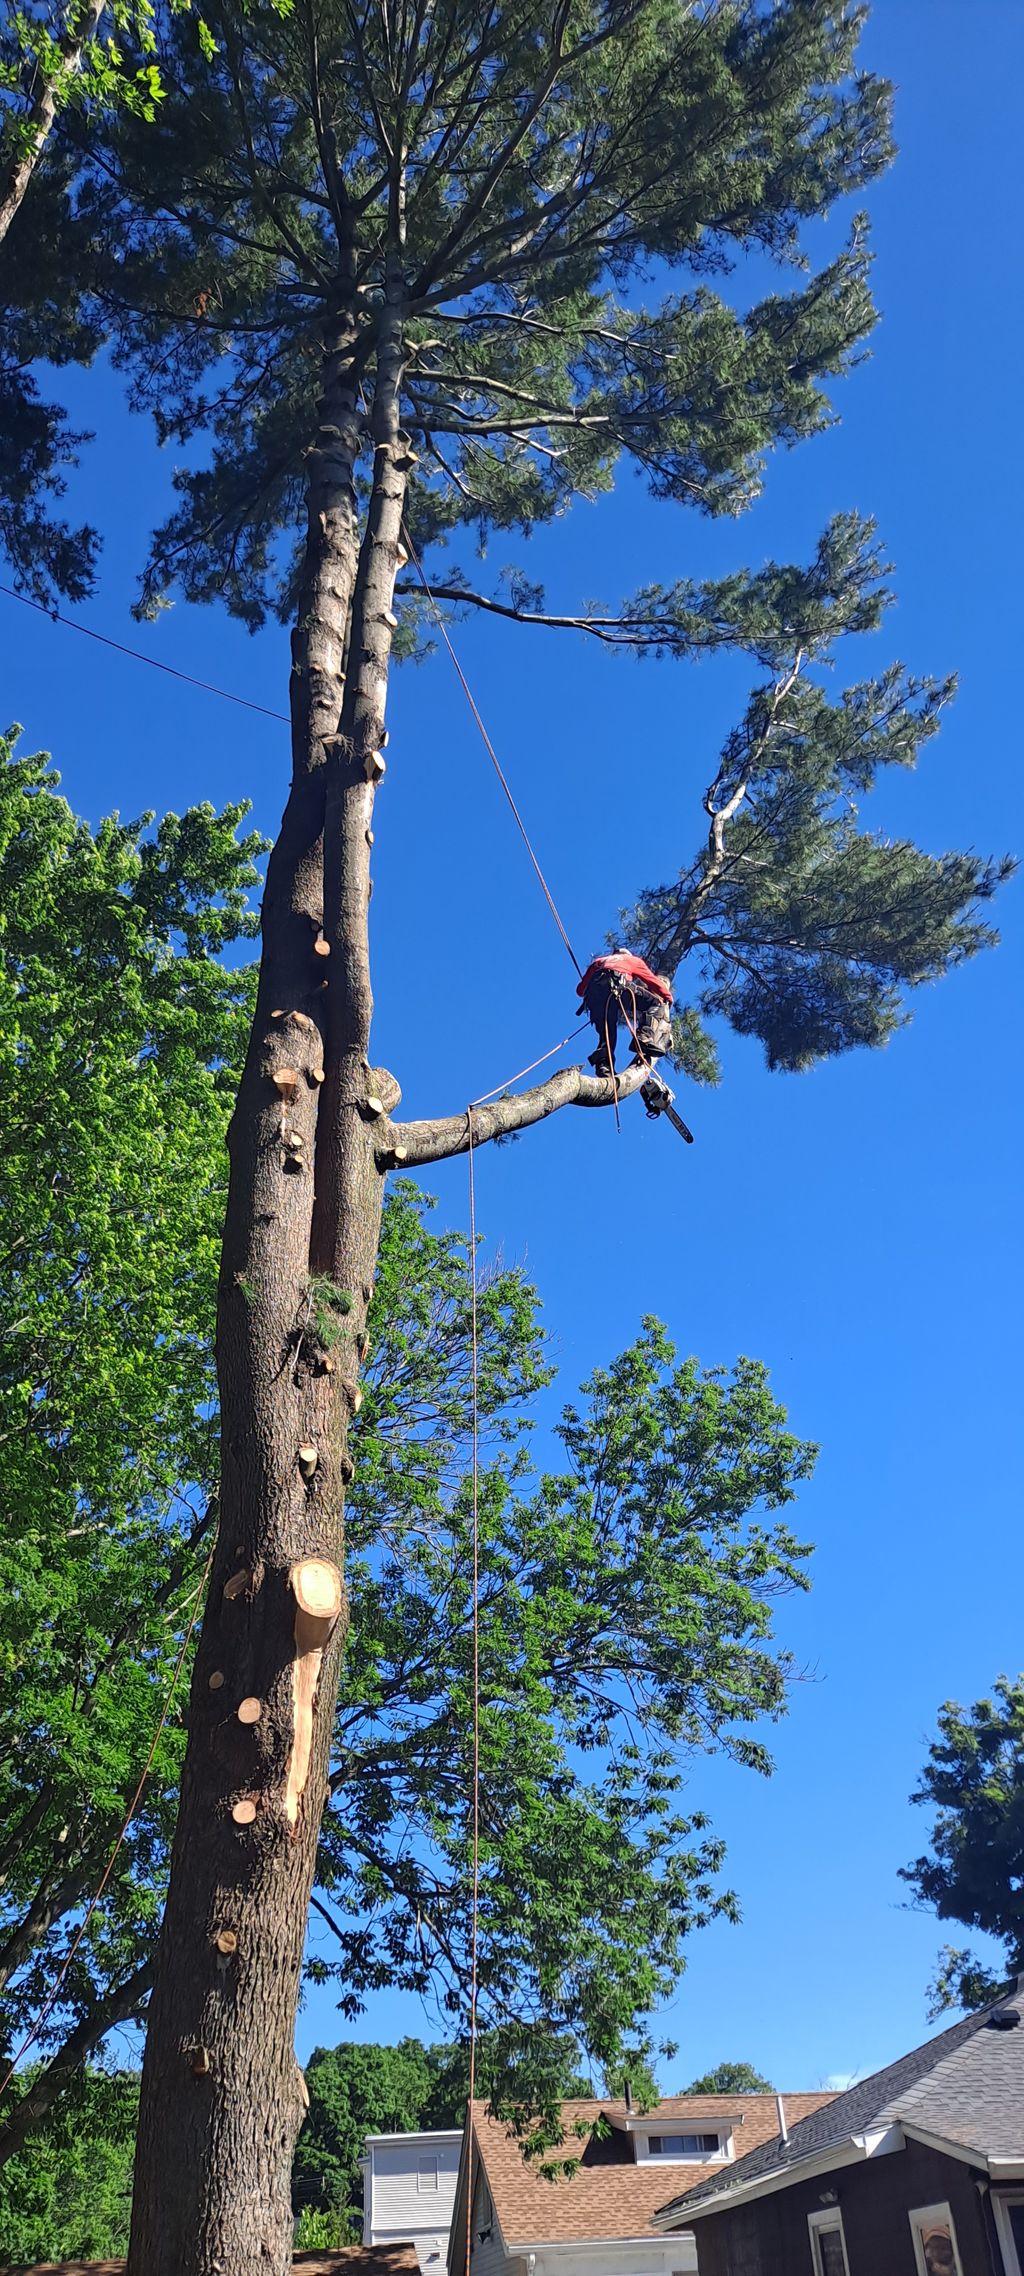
0, 584, 289, 726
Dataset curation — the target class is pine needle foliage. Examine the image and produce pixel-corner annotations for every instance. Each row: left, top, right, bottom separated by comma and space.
7, 0, 1004, 1069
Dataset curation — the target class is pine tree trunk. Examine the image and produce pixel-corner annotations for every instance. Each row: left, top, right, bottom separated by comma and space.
125, 278, 408, 2275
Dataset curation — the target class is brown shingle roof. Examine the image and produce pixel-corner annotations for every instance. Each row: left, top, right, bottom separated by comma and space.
470, 2095, 837, 2246
0, 2247, 420, 2276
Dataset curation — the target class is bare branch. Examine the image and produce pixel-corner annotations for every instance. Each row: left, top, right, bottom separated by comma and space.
384, 1059, 647, 1168
655, 651, 806, 977
0, 1960, 154, 2170
394, 580, 672, 647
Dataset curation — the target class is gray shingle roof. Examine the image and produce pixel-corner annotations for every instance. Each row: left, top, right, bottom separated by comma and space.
888, 2000, 1024, 2160
657, 1984, 1024, 2224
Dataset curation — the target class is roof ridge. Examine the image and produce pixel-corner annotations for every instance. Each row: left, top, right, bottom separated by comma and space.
658, 1984, 1021, 2223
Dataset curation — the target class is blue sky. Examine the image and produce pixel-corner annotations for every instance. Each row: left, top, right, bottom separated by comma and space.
3, 0, 1022, 2093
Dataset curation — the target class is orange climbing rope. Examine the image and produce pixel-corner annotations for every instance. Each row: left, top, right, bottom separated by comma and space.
0, 1552, 213, 2108
400, 525, 584, 980
464, 1107, 482, 2276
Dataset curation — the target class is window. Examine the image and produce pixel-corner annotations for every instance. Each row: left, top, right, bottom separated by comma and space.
647, 2133, 724, 2157
417, 2157, 439, 2194
991, 2193, 1024, 2276
909, 2202, 964, 2276
807, 2208, 850, 2276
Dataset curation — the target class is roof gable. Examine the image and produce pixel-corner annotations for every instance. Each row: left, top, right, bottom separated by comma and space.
659, 1986, 1024, 2224
456, 2093, 835, 2252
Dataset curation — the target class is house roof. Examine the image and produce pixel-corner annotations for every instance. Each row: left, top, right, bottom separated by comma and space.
458, 2093, 836, 2252
364, 2129, 463, 2146
656, 1985, 1024, 2227
0, 2248, 421, 2276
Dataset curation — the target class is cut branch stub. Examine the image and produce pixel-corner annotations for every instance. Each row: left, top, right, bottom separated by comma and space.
289, 1557, 342, 1637
208, 1670, 225, 1691
222, 1568, 251, 1602
271, 1009, 318, 1034
231, 1797, 259, 1827
237, 1698, 262, 1726
214, 1929, 238, 1955
284, 1558, 343, 1831
296, 1443, 318, 1480
271, 1068, 300, 1101
362, 1065, 401, 1115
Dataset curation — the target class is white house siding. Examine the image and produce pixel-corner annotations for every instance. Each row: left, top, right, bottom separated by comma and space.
473, 2233, 696, 2276
364, 2131, 463, 2275
528, 2239, 697, 2276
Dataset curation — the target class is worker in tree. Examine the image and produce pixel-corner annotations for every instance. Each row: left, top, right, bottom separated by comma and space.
576, 949, 673, 1074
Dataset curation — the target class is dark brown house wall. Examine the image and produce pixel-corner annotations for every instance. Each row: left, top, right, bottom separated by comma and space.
690, 2138, 994, 2276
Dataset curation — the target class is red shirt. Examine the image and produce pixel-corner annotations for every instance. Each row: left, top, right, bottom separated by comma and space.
577, 953, 672, 1004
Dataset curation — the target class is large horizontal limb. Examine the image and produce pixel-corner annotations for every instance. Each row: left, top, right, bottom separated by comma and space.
395, 579, 668, 647
383, 1060, 647, 1168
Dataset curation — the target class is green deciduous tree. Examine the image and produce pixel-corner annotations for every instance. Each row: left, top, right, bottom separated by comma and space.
293, 2039, 438, 2236
684, 2061, 773, 2093
2, 2, 1011, 2267
1, 0, 172, 247
0, 729, 259, 2148
293, 2033, 594, 2232
0, 2067, 137, 2265
0, 737, 813, 2177
900, 1677, 1024, 2016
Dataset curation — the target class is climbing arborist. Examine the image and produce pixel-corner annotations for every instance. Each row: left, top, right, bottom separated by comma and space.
576, 948, 673, 1074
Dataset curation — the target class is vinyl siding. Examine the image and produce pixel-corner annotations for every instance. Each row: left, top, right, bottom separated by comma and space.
366, 2134, 463, 2274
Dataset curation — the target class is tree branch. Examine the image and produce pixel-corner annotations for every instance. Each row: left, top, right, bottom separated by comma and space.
0, 1958, 154, 2171
384, 1060, 647, 1168
653, 653, 806, 977
393, 581, 700, 649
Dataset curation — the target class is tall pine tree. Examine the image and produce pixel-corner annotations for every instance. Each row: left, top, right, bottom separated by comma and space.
2, 3, 1011, 2269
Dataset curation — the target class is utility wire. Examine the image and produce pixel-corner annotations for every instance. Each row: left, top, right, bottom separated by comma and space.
0, 584, 289, 725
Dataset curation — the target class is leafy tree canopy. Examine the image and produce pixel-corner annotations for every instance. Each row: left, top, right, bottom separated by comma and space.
293, 2032, 592, 2232
900, 1676, 1024, 2017
0, 738, 816, 2163
683, 2060, 773, 2092
0, 2066, 137, 2265
5, 0, 1010, 1061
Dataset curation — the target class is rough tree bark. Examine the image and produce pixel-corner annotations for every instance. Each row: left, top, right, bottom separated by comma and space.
123, 176, 658, 2276
124, 248, 389, 2270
